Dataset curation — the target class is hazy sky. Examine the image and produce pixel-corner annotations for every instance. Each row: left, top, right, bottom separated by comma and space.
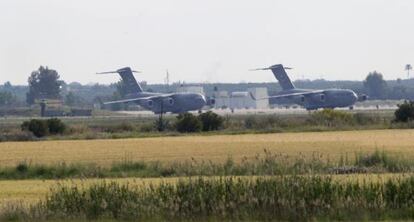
1, 0, 414, 85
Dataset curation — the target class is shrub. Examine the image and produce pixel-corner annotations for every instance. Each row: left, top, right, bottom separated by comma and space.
353, 112, 382, 125
175, 113, 202, 133
21, 119, 49, 137
154, 117, 170, 132
310, 109, 354, 127
47, 118, 66, 134
15, 162, 28, 173
244, 115, 258, 129
198, 111, 224, 131
103, 122, 136, 133
21, 118, 67, 137
394, 100, 414, 122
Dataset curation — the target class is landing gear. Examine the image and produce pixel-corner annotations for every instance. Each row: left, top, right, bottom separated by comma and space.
157, 102, 166, 132
349, 106, 354, 110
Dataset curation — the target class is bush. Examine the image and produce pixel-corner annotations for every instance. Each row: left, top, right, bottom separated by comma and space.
310, 109, 354, 127
15, 162, 28, 173
175, 113, 202, 133
198, 111, 224, 131
244, 115, 258, 129
395, 100, 414, 122
21, 119, 49, 137
103, 122, 136, 133
47, 118, 66, 134
21, 118, 67, 137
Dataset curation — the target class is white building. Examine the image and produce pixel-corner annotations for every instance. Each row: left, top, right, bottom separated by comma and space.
176, 86, 205, 94
247, 87, 269, 109
213, 90, 230, 108
213, 87, 268, 109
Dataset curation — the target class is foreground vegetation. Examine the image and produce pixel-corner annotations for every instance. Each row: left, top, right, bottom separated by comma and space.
1, 109, 411, 142
4, 175, 414, 221
1, 150, 414, 180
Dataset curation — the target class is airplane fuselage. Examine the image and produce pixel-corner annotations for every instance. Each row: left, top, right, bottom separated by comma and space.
271, 88, 358, 110
124, 92, 206, 114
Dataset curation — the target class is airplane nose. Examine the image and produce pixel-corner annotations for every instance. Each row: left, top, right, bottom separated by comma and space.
197, 94, 207, 106
351, 92, 358, 102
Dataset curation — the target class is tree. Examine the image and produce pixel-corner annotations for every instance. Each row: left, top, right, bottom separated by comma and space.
109, 91, 125, 111
405, 64, 412, 79
363, 71, 387, 99
47, 118, 66, 134
395, 101, 414, 122
21, 118, 67, 137
65, 91, 82, 106
198, 111, 224, 131
114, 79, 128, 97
26, 66, 63, 105
21, 119, 49, 137
0, 91, 15, 106
3, 81, 12, 90
175, 113, 202, 133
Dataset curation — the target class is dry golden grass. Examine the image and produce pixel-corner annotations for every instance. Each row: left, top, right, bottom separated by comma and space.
0, 129, 414, 166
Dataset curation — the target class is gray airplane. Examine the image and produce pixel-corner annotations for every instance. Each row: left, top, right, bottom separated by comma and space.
251, 64, 367, 110
98, 67, 206, 114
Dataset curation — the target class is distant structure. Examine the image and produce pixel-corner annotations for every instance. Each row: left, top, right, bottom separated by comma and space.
213, 87, 268, 109
405, 64, 412, 79
176, 85, 205, 95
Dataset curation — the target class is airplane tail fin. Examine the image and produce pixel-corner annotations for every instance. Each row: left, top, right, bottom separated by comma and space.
97, 67, 143, 94
251, 64, 295, 90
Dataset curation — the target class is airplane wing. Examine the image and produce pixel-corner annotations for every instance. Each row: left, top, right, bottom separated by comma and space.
250, 90, 325, 100
103, 94, 175, 105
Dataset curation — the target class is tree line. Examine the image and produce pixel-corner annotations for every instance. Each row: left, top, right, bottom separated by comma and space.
1, 66, 414, 108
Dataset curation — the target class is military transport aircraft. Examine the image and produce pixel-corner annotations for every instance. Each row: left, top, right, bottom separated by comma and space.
250, 64, 367, 110
98, 67, 206, 114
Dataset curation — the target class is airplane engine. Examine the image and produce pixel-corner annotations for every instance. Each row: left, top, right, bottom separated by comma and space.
163, 98, 174, 106
147, 100, 154, 107
358, 94, 368, 101
293, 95, 305, 104
311, 94, 325, 102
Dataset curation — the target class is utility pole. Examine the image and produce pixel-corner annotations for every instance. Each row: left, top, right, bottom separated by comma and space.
165, 70, 170, 92
157, 102, 165, 132
405, 64, 412, 79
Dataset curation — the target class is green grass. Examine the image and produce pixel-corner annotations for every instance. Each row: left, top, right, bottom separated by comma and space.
5, 175, 414, 221
1, 151, 414, 180
0, 110, 399, 142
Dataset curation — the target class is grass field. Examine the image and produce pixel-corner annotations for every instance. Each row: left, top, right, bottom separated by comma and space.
0, 174, 410, 206
1, 128, 414, 220
0, 129, 413, 166
0, 177, 180, 206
